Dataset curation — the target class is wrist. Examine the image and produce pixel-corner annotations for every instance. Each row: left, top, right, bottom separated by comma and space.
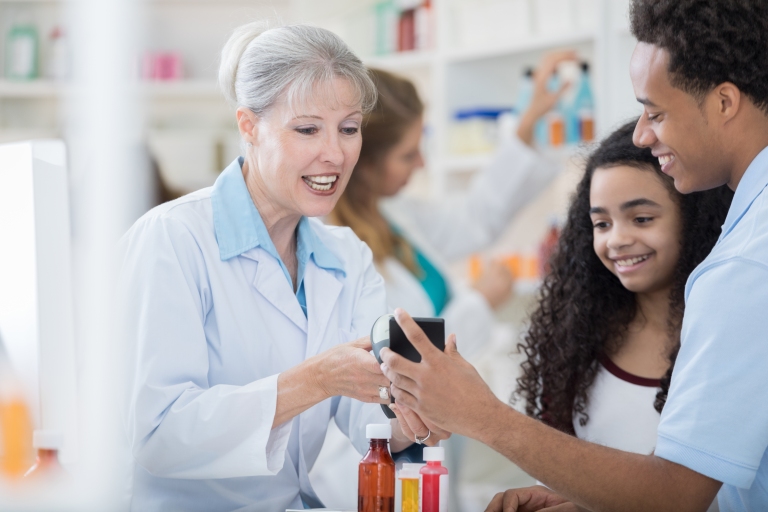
303, 354, 335, 401
474, 398, 518, 447
516, 114, 537, 147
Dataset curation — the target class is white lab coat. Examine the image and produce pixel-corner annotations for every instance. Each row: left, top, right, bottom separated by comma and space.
310, 136, 560, 508
118, 164, 389, 512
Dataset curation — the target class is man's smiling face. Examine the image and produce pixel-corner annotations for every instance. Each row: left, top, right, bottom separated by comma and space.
630, 43, 731, 194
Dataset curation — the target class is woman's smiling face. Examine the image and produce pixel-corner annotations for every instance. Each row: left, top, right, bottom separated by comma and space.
589, 164, 683, 294
239, 77, 364, 221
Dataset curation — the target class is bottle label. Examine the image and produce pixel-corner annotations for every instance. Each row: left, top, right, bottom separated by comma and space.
439, 474, 448, 512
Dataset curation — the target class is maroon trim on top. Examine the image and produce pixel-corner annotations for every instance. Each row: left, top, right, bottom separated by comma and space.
599, 355, 662, 388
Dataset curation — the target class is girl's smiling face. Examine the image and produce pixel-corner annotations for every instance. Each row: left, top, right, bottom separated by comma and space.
589, 165, 683, 294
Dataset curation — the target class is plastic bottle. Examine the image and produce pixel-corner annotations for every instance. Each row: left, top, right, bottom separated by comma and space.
359, 424, 395, 512
573, 62, 595, 142
24, 430, 64, 478
47, 26, 68, 81
420, 446, 448, 512
547, 73, 565, 147
515, 67, 534, 113
414, 0, 432, 51
5, 16, 39, 80
398, 463, 423, 512
375, 0, 399, 55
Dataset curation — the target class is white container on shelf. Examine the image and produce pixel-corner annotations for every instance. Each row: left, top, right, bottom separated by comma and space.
533, 0, 573, 36
454, 0, 531, 50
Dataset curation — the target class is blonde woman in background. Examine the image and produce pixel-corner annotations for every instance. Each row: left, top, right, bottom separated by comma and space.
310, 51, 575, 508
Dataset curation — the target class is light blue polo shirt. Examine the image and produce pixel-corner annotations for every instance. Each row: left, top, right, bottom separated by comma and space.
656, 146, 768, 510
211, 157, 345, 317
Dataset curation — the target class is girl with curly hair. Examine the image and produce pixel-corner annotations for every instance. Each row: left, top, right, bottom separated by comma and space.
515, 119, 733, 454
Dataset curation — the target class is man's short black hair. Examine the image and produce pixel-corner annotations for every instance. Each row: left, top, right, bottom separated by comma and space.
631, 0, 768, 114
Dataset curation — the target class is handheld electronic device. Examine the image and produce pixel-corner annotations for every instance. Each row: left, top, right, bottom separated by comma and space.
370, 314, 445, 419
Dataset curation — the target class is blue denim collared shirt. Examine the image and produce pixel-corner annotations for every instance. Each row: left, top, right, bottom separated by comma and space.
211, 157, 344, 317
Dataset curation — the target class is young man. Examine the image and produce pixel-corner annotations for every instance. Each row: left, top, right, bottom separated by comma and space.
379, 1, 768, 510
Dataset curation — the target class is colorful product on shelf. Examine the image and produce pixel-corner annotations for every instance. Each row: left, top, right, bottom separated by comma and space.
375, 0, 432, 55
375, 0, 399, 55
47, 26, 69, 81
548, 111, 565, 147
398, 9, 416, 52
574, 62, 595, 142
141, 51, 183, 81
5, 21, 39, 80
449, 107, 513, 154
469, 253, 539, 283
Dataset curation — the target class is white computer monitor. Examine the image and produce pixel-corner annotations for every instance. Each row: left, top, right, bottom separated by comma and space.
0, 140, 78, 465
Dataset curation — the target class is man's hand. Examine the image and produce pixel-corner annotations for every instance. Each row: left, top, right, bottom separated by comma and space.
379, 308, 503, 436
485, 486, 581, 512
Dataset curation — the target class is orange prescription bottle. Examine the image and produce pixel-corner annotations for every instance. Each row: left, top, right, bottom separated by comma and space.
25, 430, 64, 478
399, 463, 422, 512
358, 424, 395, 512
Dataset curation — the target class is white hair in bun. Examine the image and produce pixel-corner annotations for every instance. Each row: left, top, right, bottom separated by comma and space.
218, 22, 376, 116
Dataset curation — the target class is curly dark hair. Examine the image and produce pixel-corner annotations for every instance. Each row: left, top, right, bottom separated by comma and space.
514, 120, 733, 434
630, 0, 768, 113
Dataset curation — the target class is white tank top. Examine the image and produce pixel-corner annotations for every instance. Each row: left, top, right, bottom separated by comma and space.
573, 357, 662, 455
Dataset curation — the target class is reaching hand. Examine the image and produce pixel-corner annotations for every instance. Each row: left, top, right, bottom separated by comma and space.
473, 259, 513, 309
517, 50, 579, 146
379, 309, 504, 437
485, 486, 581, 512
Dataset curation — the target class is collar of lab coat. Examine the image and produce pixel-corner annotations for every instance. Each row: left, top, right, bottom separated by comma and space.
211, 157, 345, 277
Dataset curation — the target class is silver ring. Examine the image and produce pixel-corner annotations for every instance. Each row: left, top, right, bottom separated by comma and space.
378, 386, 390, 400
415, 430, 431, 445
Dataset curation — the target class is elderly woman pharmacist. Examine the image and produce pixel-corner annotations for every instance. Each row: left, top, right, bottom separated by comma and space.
118, 23, 444, 511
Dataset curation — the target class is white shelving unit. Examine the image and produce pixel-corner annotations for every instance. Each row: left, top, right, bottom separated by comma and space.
0, 79, 221, 98
0, 0, 640, 239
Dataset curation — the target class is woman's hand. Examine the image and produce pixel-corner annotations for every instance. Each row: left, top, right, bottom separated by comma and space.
485, 486, 581, 512
389, 403, 451, 450
473, 259, 513, 309
313, 336, 392, 404
517, 50, 579, 147
273, 337, 389, 428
